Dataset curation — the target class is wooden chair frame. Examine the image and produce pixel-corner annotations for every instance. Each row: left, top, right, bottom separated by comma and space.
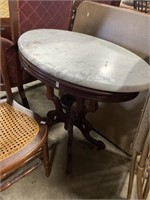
0, 47, 51, 191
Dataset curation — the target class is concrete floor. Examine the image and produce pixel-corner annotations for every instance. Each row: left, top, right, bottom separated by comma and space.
1, 82, 149, 199
1, 126, 133, 199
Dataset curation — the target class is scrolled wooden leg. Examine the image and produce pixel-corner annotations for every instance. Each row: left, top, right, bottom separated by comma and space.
65, 101, 77, 173
45, 85, 65, 127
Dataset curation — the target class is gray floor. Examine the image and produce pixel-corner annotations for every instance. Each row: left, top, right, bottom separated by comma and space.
1, 81, 147, 199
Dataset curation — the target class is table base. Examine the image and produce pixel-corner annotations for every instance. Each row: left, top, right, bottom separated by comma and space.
44, 84, 138, 173
46, 88, 105, 173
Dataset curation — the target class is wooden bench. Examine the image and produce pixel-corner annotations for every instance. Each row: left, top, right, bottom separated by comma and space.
73, 1, 150, 155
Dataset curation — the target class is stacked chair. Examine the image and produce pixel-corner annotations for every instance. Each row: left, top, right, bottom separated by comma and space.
127, 94, 149, 199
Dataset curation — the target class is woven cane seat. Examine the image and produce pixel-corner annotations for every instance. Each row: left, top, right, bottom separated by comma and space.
0, 102, 39, 161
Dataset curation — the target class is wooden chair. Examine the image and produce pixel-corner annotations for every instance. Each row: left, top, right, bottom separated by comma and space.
2, 0, 74, 108
127, 94, 149, 199
0, 46, 51, 191
0, 36, 35, 108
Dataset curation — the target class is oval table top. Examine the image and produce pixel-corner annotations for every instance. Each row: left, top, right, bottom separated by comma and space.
18, 29, 150, 93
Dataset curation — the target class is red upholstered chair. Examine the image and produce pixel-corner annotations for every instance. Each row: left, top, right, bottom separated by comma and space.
2, 0, 74, 107
0, 36, 34, 108
9, 0, 74, 43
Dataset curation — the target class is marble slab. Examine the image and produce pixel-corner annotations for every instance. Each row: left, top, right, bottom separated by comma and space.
18, 29, 150, 92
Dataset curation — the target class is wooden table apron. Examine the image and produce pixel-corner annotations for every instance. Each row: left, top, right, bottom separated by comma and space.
20, 53, 138, 103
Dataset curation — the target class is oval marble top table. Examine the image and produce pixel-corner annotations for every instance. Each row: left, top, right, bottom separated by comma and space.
18, 29, 150, 93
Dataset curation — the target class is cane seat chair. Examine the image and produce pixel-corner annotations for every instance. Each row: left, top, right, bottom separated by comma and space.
0, 47, 51, 191
127, 94, 149, 199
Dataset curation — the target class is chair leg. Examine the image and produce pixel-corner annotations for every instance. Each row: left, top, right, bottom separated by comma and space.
143, 174, 150, 199
18, 85, 30, 108
42, 141, 51, 177
137, 134, 149, 199
127, 151, 138, 199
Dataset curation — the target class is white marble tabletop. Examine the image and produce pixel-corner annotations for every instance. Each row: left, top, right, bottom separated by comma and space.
18, 29, 150, 93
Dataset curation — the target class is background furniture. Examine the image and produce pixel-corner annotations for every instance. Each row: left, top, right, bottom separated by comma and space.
0, 0, 74, 107
0, 44, 51, 191
134, 0, 150, 13
72, 0, 121, 24
8, 0, 74, 43
127, 94, 149, 199
73, 0, 150, 155
0, 36, 35, 108
0, 0, 11, 40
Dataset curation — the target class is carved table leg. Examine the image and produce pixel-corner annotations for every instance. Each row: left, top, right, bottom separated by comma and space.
66, 103, 75, 173
45, 88, 105, 172
75, 118, 105, 150
74, 99, 105, 149
65, 98, 105, 172
45, 86, 65, 126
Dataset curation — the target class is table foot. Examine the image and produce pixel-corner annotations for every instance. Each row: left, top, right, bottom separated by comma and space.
46, 110, 64, 127
46, 92, 106, 172
75, 119, 105, 150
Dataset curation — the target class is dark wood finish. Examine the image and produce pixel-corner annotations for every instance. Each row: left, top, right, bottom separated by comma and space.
1, 18, 11, 40
0, 36, 32, 108
20, 53, 138, 103
0, 47, 51, 191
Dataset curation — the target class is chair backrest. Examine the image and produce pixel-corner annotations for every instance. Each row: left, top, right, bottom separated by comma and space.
1, 38, 14, 102
73, 1, 150, 63
8, 0, 74, 43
